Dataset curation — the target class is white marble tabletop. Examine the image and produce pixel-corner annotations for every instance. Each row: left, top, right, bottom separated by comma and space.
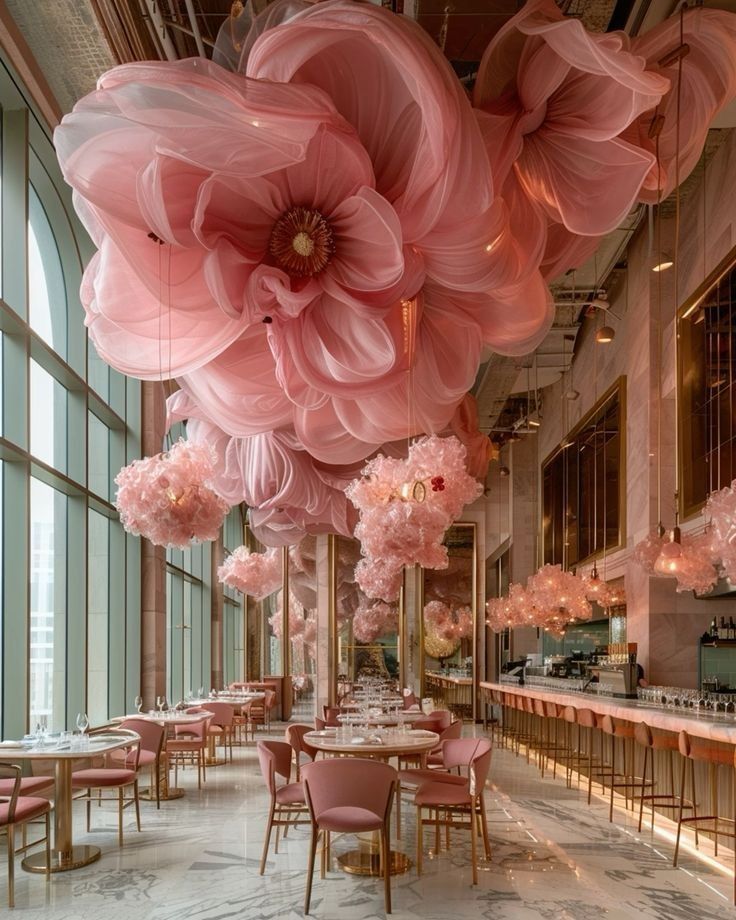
111, 712, 212, 725
481, 681, 736, 745
304, 728, 438, 756
336, 712, 421, 726
0, 732, 137, 759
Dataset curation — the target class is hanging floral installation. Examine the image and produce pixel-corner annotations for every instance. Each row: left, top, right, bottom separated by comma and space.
55, 0, 736, 552
352, 601, 399, 644
114, 439, 229, 549
346, 435, 482, 601
486, 566, 592, 636
581, 568, 624, 609
708, 481, 736, 583
633, 528, 719, 595
424, 601, 473, 640
217, 545, 282, 599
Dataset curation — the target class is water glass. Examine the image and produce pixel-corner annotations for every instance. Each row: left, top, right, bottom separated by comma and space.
134, 695, 143, 713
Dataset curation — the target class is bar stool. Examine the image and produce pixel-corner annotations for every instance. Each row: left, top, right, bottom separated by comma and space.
599, 715, 641, 822
635, 722, 693, 833
673, 730, 736, 871
532, 699, 567, 778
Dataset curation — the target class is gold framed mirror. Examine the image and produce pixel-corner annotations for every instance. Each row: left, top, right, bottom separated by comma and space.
420, 522, 477, 720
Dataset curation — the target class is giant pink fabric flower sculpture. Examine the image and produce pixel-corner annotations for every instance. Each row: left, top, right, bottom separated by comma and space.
55, 0, 555, 485
474, 0, 669, 279
168, 390, 359, 546
115, 438, 229, 549
347, 435, 482, 601
217, 545, 282, 599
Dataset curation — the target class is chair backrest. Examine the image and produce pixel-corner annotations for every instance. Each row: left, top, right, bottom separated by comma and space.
264, 690, 277, 712
412, 715, 445, 734
203, 702, 234, 728
441, 737, 492, 774
533, 698, 545, 717
302, 758, 396, 822
562, 705, 577, 724
0, 765, 21, 822
257, 740, 293, 794
402, 689, 418, 710
285, 723, 316, 758
635, 721, 654, 748
436, 719, 463, 747
119, 719, 165, 756
322, 706, 341, 727
314, 716, 327, 731
425, 710, 452, 730
469, 742, 493, 796
543, 700, 559, 718
175, 717, 208, 741
576, 709, 596, 729
229, 682, 249, 690
99, 729, 141, 770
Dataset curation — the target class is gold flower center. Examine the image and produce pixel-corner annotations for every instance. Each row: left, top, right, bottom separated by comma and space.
269, 207, 334, 277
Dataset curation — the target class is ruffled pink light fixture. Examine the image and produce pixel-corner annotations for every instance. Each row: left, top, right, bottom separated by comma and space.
346, 435, 482, 602
53, 0, 736, 549
217, 545, 282, 599
114, 438, 229, 549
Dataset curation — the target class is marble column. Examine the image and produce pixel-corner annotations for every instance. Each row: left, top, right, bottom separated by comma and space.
140, 382, 167, 709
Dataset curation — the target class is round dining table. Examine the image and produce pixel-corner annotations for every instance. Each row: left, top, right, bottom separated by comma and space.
0, 731, 137, 872
303, 728, 439, 877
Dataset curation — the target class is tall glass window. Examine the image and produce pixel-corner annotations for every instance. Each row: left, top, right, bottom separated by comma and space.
0, 57, 141, 737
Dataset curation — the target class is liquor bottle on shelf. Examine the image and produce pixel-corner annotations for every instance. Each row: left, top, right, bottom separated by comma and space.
730, 617, 736, 640
719, 617, 728, 640
711, 618, 718, 641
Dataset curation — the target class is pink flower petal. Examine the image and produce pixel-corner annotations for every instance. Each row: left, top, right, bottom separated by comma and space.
327, 187, 404, 294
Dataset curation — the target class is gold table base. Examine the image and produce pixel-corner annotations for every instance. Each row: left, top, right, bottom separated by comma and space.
23, 845, 100, 874
337, 848, 412, 876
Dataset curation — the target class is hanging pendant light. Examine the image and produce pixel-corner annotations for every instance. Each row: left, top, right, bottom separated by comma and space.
653, 524, 684, 575
596, 325, 615, 344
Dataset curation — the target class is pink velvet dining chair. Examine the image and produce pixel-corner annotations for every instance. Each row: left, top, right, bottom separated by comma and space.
71, 728, 142, 846
301, 758, 397, 915
322, 706, 341, 728
285, 724, 318, 781
414, 737, 493, 885
167, 713, 209, 788
0, 764, 51, 908
202, 702, 235, 763
111, 719, 165, 808
256, 740, 309, 875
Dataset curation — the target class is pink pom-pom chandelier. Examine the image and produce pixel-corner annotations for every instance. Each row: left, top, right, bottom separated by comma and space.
114, 439, 229, 549
217, 545, 282, 600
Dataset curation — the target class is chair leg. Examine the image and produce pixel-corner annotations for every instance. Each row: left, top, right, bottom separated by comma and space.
134, 780, 142, 832
416, 806, 423, 877
395, 781, 401, 840
479, 795, 491, 860
305, 826, 320, 915
609, 739, 616, 823
259, 803, 275, 875
674, 755, 687, 866
382, 825, 392, 914
689, 757, 699, 846
118, 788, 124, 846
7, 823, 15, 908
470, 802, 478, 886
44, 812, 51, 879
638, 748, 648, 832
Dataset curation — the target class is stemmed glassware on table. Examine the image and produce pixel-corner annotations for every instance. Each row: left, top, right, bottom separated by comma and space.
156, 695, 167, 714
35, 714, 48, 746
134, 695, 143, 713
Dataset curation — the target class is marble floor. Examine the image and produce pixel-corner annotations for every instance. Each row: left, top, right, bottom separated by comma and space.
4, 725, 734, 919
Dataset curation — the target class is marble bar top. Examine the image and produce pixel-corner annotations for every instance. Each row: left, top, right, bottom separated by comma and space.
480, 681, 736, 746
426, 672, 473, 686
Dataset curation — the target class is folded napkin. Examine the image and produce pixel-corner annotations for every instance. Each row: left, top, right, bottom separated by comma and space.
350, 736, 367, 745
0, 740, 24, 748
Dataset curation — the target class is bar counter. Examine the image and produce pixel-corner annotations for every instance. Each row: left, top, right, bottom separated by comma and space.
480, 681, 736, 745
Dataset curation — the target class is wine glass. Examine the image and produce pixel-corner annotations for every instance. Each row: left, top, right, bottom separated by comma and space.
134, 695, 143, 713
76, 712, 89, 734
156, 695, 165, 713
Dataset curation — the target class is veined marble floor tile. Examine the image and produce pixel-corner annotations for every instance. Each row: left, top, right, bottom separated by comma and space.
2, 724, 733, 919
